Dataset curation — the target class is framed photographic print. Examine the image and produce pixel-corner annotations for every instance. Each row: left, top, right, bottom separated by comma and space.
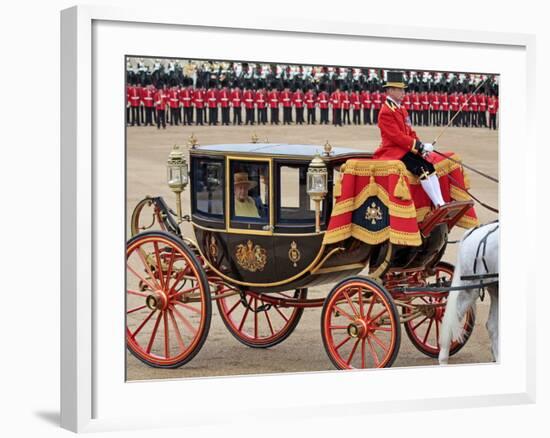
61, 5, 536, 433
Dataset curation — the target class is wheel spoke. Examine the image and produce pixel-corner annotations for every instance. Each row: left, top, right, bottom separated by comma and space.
422, 318, 434, 344
254, 298, 258, 339
366, 337, 380, 367
127, 305, 147, 314
435, 320, 440, 348
136, 247, 161, 290
131, 309, 156, 337
238, 297, 253, 332
127, 264, 157, 293
365, 295, 377, 319
171, 285, 201, 300
335, 335, 351, 351
127, 289, 149, 298
167, 265, 191, 295
226, 298, 242, 316
370, 332, 388, 352
173, 302, 201, 314
358, 287, 364, 318
168, 309, 186, 352
146, 310, 163, 354
163, 310, 170, 358
273, 304, 290, 323
343, 289, 360, 319
412, 315, 429, 331
361, 339, 366, 368
153, 242, 165, 289
262, 300, 275, 336
333, 305, 355, 322
163, 249, 176, 292
346, 339, 360, 365
172, 306, 198, 336
329, 325, 348, 329
369, 307, 388, 324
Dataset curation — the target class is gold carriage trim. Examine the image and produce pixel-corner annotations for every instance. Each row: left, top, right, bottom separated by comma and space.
323, 223, 422, 246
235, 240, 268, 272
331, 183, 417, 218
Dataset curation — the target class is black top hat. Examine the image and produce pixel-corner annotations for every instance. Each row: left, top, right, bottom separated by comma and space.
383, 71, 407, 89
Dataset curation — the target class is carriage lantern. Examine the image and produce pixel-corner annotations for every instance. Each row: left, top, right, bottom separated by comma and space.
167, 144, 188, 222
307, 155, 328, 232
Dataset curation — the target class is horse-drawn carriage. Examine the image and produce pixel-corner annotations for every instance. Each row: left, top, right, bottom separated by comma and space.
126, 137, 479, 370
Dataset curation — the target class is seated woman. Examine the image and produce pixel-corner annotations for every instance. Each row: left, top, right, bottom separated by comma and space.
234, 172, 260, 218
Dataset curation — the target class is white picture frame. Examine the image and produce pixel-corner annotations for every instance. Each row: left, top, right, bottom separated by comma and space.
61, 5, 536, 433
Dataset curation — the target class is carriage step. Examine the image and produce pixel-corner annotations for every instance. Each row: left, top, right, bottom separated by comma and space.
419, 201, 474, 237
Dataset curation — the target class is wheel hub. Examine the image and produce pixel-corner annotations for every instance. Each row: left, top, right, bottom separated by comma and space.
146, 290, 168, 311
347, 319, 368, 339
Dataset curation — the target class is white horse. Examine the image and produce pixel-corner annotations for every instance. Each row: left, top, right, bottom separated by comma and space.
439, 222, 499, 365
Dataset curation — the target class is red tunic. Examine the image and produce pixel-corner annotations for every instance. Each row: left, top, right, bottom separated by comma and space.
430, 93, 440, 111
341, 92, 351, 110
293, 90, 305, 108
305, 91, 317, 109
231, 89, 242, 107
488, 97, 499, 114
412, 93, 421, 111
255, 90, 267, 109
372, 92, 382, 109
193, 89, 206, 108
154, 91, 165, 111
168, 89, 179, 109
243, 90, 256, 109
218, 88, 230, 108
469, 94, 479, 112
440, 93, 449, 111
280, 91, 292, 108
402, 93, 411, 111
330, 91, 342, 109
268, 90, 279, 108
141, 87, 154, 108
361, 90, 372, 109
449, 94, 460, 111
350, 92, 361, 110
318, 92, 329, 109
373, 100, 419, 160
128, 86, 141, 108
478, 94, 487, 112
180, 88, 194, 108
421, 93, 430, 111
206, 89, 218, 108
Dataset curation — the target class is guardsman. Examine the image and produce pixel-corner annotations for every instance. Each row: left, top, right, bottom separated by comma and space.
318, 84, 330, 125
478, 91, 487, 128
440, 91, 449, 126
374, 71, 446, 208
372, 88, 383, 124
330, 84, 342, 126
168, 83, 180, 126
293, 85, 305, 125
488, 93, 498, 130
268, 83, 280, 125
243, 82, 256, 125
219, 80, 231, 126
256, 83, 268, 125
430, 90, 440, 126
193, 81, 206, 125
141, 82, 155, 126
207, 81, 219, 125
351, 85, 362, 125
421, 90, 430, 126
449, 91, 460, 126
128, 81, 141, 126
341, 85, 351, 125
180, 79, 194, 125
305, 85, 317, 125
459, 91, 470, 127
361, 85, 372, 125
411, 90, 421, 126
154, 82, 167, 129
230, 82, 243, 125
470, 92, 479, 127
280, 82, 293, 125
126, 83, 131, 125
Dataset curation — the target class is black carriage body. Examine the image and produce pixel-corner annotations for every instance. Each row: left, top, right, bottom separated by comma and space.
188, 144, 447, 293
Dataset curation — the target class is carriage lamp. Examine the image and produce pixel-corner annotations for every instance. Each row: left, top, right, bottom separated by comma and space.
167, 144, 189, 223
251, 132, 259, 144
187, 133, 198, 149
307, 155, 328, 233
323, 140, 333, 157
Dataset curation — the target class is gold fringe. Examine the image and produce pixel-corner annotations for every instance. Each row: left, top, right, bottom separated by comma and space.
393, 171, 412, 200
323, 223, 422, 247
367, 173, 378, 196
463, 171, 471, 189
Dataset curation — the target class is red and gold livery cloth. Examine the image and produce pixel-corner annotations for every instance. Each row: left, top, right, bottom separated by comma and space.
324, 152, 479, 247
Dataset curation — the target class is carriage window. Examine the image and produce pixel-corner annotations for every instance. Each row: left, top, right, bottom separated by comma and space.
193, 158, 224, 217
278, 164, 317, 223
230, 160, 269, 223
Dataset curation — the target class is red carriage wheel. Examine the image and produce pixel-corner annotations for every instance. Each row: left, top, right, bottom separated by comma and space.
126, 231, 211, 368
215, 287, 307, 348
402, 262, 476, 358
321, 277, 400, 369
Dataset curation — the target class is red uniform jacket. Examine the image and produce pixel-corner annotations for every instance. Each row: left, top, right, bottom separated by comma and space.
449, 94, 460, 111
231, 89, 242, 107
243, 90, 256, 109
430, 93, 440, 111
318, 92, 329, 109
193, 89, 206, 108
488, 97, 499, 114
128, 86, 141, 107
207, 89, 218, 108
402, 94, 411, 111
255, 90, 267, 109
373, 99, 419, 160
293, 90, 304, 108
218, 88, 230, 108
280, 91, 292, 107
478, 94, 487, 112
460, 94, 470, 112
305, 91, 317, 109
141, 87, 154, 108
341, 92, 351, 110
330, 91, 342, 109
180, 88, 194, 108
421, 93, 430, 111
469, 94, 479, 112
361, 91, 372, 109
350, 92, 361, 110
168, 89, 179, 109
412, 93, 421, 111
372, 92, 382, 109
440, 93, 449, 111
268, 90, 279, 108
154, 90, 166, 111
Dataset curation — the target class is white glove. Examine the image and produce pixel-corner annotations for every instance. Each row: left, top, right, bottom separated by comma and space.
423, 143, 434, 153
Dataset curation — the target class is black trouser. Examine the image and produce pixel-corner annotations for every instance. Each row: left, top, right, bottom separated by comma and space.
373, 108, 380, 124
363, 108, 371, 125
270, 107, 279, 124
196, 108, 204, 125
353, 109, 361, 125
156, 109, 166, 129
332, 108, 342, 126
283, 107, 292, 124
145, 107, 153, 126
127, 107, 131, 125
140, 106, 145, 124
131, 106, 140, 126
441, 110, 449, 125
295, 107, 304, 124
414, 109, 421, 125
450, 110, 458, 126
184, 107, 193, 125
471, 111, 478, 127
258, 108, 267, 124
221, 107, 230, 125
245, 108, 255, 125
401, 151, 436, 178
170, 107, 180, 125
422, 110, 429, 126
489, 113, 497, 130
462, 112, 470, 127
307, 108, 316, 124
480, 111, 487, 127
342, 109, 351, 125
233, 107, 242, 125
320, 108, 329, 124
208, 107, 218, 125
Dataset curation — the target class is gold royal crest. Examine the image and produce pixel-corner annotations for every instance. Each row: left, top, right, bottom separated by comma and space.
208, 235, 218, 259
365, 202, 383, 225
235, 240, 267, 272
288, 241, 301, 267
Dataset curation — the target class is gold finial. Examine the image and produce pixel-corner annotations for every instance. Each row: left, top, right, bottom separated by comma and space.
324, 140, 333, 156
187, 133, 198, 149
251, 132, 259, 144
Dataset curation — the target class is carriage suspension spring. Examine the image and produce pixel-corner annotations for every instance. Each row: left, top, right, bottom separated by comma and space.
239, 291, 272, 313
